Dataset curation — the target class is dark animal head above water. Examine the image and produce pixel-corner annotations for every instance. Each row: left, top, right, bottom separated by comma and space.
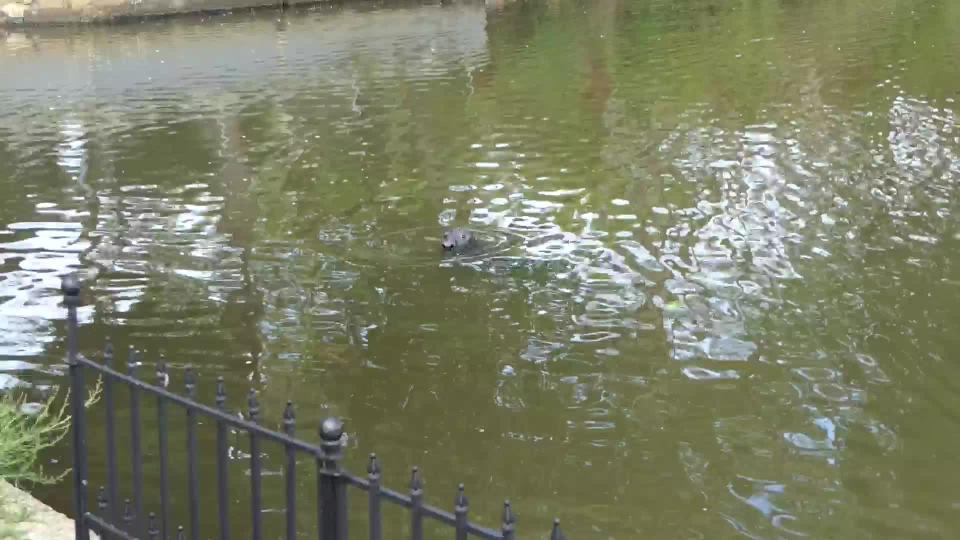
441, 228, 475, 251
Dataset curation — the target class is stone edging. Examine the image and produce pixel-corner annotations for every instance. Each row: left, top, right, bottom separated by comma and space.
0, 479, 99, 540
1, 0, 323, 26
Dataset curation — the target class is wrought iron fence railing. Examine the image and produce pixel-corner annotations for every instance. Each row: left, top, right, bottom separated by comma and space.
60, 275, 567, 539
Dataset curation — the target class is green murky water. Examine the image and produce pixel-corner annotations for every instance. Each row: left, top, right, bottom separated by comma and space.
3, 0, 960, 537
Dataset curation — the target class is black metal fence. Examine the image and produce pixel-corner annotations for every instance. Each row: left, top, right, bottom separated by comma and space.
60, 275, 567, 539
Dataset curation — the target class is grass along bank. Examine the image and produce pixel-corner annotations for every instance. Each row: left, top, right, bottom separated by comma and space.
0, 379, 101, 539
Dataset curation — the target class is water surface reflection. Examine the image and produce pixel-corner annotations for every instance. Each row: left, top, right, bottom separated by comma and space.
3, 0, 960, 537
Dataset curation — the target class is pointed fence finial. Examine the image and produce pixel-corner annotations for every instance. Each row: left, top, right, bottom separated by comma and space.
216, 376, 226, 410
104, 339, 114, 367
156, 360, 167, 387
410, 466, 423, 494
501, 500, 515, 539
283, 401, 295, 436
123, 498, 134, 526
127, 347, 139, 376
455, 483, 468, 511
147, 512, 159, 540
367, 453, 380, 478
247, 389, 259, 422
176, 525, 185, 540
185, 366, 197, 398
96, 486, 107, 510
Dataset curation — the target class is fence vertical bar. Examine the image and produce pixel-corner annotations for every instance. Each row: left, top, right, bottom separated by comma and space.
315, 455, 322, 540
454, 484, 468, 540
157, 361, 170, 540
63, 275, 89, 540
501, 501, 515, 540
317, 418, 345, 540
215, 377, 230, 540
103, 339, 119, 525
367, 454, 381, 540
334, 444, 347, 539
127, 347, 144, 533
128, 348, 144, 536
123, 499, 134, 533
186, 368, 200, 540
410, 467, 423, 540
97, 486, 109, 540
248, 390, 263, 540
147, 513, 159, 540
282, 402, 297, 540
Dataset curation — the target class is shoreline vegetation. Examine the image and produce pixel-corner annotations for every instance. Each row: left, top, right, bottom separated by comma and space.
0, 380, 101, 540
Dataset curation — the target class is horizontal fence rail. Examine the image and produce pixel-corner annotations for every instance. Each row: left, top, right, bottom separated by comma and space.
61, 275, 568, 539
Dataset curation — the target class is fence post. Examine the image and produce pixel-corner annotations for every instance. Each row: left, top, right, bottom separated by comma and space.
63, 274, 90, 540
318, 417, 347, 540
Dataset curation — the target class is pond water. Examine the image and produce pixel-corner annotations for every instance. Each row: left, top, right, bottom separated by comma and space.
2, 0, 960, 537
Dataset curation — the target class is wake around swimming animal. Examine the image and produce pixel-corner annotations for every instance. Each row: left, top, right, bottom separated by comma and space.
441, 227, 478, 253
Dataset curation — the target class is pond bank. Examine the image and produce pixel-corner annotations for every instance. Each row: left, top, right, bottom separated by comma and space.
0, 479, 92, 540
0, 0, 327, 25
0, 0, 499, 26
1, 0, 502, 26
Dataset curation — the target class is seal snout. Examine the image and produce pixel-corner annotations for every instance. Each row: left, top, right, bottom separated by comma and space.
441, 227, 474, 252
